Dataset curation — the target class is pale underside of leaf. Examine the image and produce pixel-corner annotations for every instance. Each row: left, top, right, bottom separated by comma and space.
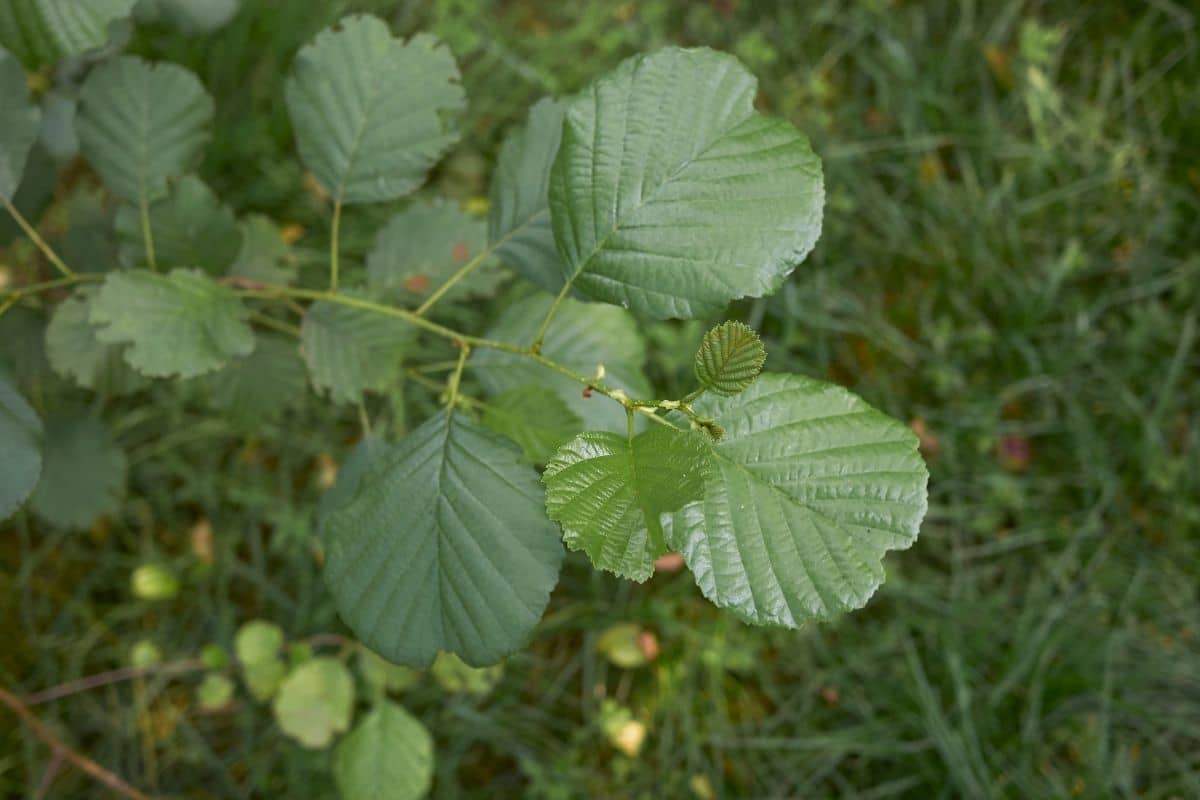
321, 412, 564, 667
285, 14, 464, 204
667, 373, 928, 627
549, 47, 825, 319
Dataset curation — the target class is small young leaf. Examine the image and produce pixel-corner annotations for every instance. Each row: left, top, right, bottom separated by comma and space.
286, 14, 464, 204
366, 202, 504, 305
357, 648, 420, 696
694, 320, 766, 396
321, 412, 564, 667
543, 426, 708, 581
489, 97, 568, 292
30, 415, 126, 529
667, 374, 929, 627
549, 47, 824, 319
90, 269, 254, 379
114, 175, 241, 273
45, 288, 146, 394
333, 702, 433, 800
0, 0, 138, 67
196, 673, 235, 710
0, 46, 40, 199
472, 293, 652, 434
202, 334, 306, 425
481, 385, 583, 464
300, 295, 415, 404
77, 56, 213, 205
272, 657, 355, 749
0, 369, 42, 520
235, 619, 284, 664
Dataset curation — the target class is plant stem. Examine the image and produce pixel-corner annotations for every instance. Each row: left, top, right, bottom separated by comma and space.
139, 197, 157, 271
1, 195, 75, 278
0, 685, 153, 800
249, 311, 300, 337
0, 274, 99, 318
531, 280, 572, 351
445, 342, 471, 413
329, 199, 343, 292
414, 250, 485, 317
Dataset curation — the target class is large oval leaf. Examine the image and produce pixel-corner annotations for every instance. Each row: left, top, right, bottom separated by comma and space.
0, 0, 137, 67
471, 293, 651, 434
286, 15, 464, 205
488, 97, 567, 293
77, 56, 214, 205
668, 374, 928, 626
321, 412, 564, 667
0, 46, 40, 199
549, 47, 824, 319
300, 295, 415, 405
0, 369, 42, 520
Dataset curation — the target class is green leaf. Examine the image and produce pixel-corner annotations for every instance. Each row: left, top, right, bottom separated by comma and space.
30, 414, 126, 529
430, 652, 502, 696
272, 657, 355, 749
549, 47, 824, 319
77, 55, 213, 205
0, 0, 137, 67
321, 412, 564, 667
666, 374, 928, 626
0, 369, 42, 520
300, 295, 415, 404
357, 648, 420, 695
243, 660, 286, 702
0, 307, 50, 388
366, 202, 504, 305
45, 287, 146, 394
137, 0, 239, 34
0, 46, 40, 199
595, 623, 649, 668
90, 268, 255, 379
488, 97, 567, 293
202, 334, 306, 425
234, 619, 284, 664
543, 426, 708, 581
472, 293, 651, 434
480, 385, 582, 464
333, 702, 433, 800
228, 214, 293, 285
196, 673, 235, 710
694, 320, 766, 396
286, 14, 464, 204
114, 175, 241, 273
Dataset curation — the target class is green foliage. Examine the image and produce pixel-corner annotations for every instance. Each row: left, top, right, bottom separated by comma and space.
272, 657, 355, 749
333, 702, 433, 800
196, 673, 235, 710
285, 14, 464, 205
548, 47, 824, 319
480, 384, 582, 464
0, 0, 137, 67
321, 412, 564, 667
429, 652, 503, 696
90, 268, 254, 378
694, 320, 766, 396
667, 374, 928, 626
113, 175, 241, 272
0, 46, 39, 199
202, 333, 306, 425
45, 288, 145, 393
0, 369, 42, 520
77, 55, 213, 205
300, 295, 414, 404
30, 414, 126, 529
236, 620, 287, 702
544, 426, 708, 582
488, 97, 567, 292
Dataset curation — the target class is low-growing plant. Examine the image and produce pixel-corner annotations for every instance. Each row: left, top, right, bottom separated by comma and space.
1, 9, 928, 798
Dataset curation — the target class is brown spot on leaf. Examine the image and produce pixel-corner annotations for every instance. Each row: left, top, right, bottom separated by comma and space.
452, 242, 470, 262
405, 274, 431, 293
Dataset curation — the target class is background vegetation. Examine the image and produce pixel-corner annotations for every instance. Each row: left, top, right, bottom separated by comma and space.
2, 0, 1197, 797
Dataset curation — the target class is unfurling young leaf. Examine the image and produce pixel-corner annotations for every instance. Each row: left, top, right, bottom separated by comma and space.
286, 14, 464, 205
89, 268, 254, 379
77, 56, 214, 206
543, 425, 708, 581
321, 412, 564, 667
0, 369, 42, 521
0, 46, 41, 199
334, 702, 433, 800
694, 320, 766, 396
272, 657, 355, 749
549, 47, 824, 319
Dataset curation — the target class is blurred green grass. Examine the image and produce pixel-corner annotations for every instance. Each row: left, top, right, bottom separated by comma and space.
2, 0, 1198, 797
